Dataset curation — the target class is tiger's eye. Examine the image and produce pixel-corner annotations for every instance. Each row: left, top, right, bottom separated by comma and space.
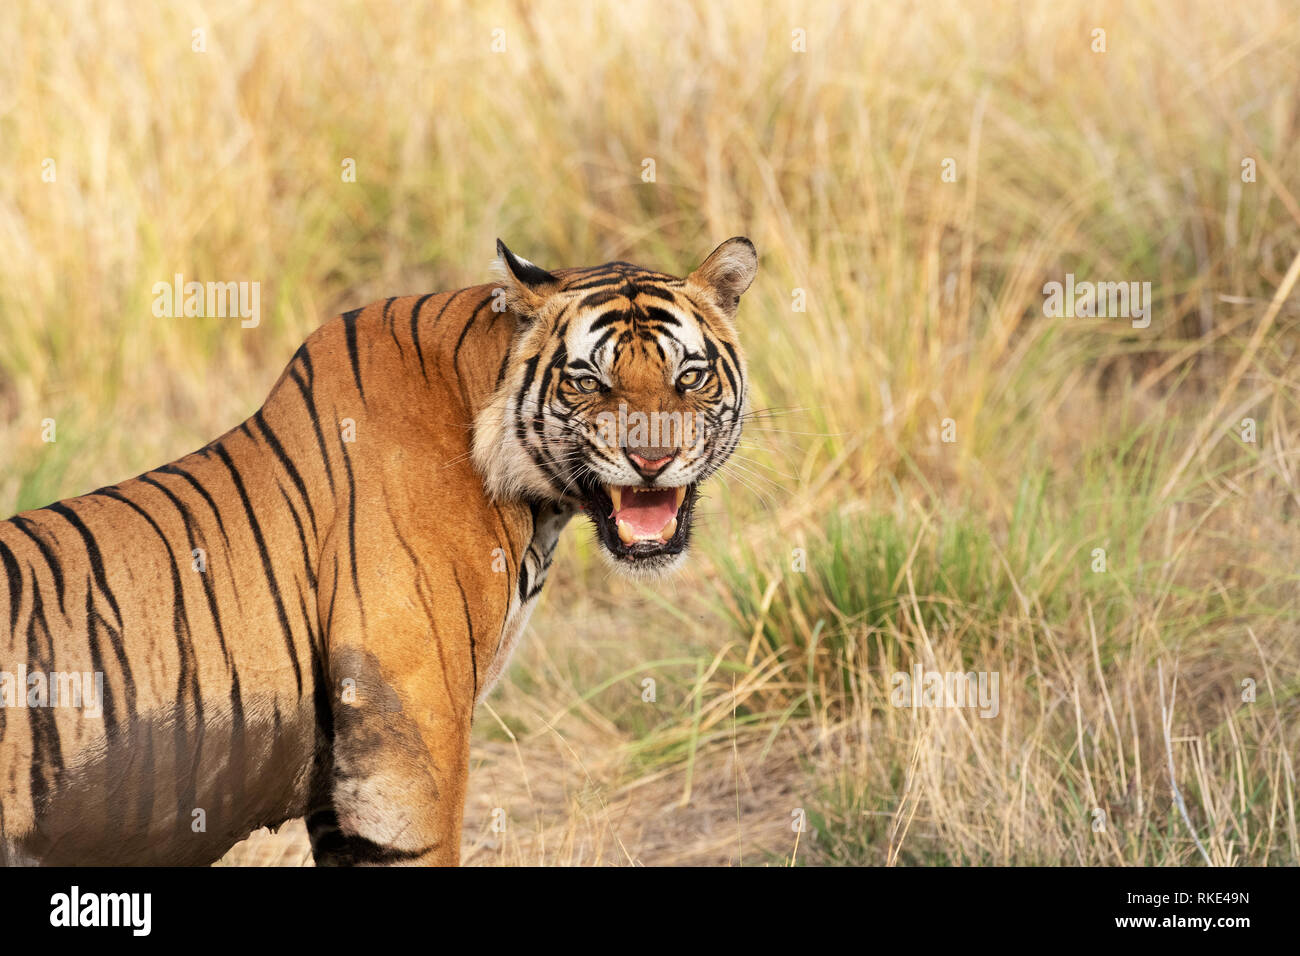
574, 376, 602, 393
677, 369, 706, 389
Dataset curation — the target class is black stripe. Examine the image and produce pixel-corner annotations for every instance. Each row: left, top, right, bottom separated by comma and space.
565, 275, 626, 292
140, 475, 233, 664
212, 444, 304, 696
516, 560, 530, 603
720, 339, 744, 381
576, 288, 626, 309
0, 537, 22, 634
306, 627, 334, 827
533, 344, 568, 433
152, 464, 246, 616
642, 305, 682, 327
81, 579, 116, 734
715, 340, 740, 396
9, 516, 67, 617
341, 307, 366, 402
513, 354, 541, 436
324, 555, 340, 640
88, 578, 136, 730
226, 663, 247, 823
589, 326, 619, 357
277, 483, 318, 591
452, 568, 477, 700
252, 409, 319, 538
381, 297, 405, 359
452, 291, 499, 410
409, 292, 439, 380
336, 432, 367, 631
306, 807, 442, 864
511, 353, 568, 496
633, 286, 681, 305
296, 342, 316, 384
289, 364, 337, 496
97, 486, 206, 816
25, 582, 62, 813
157, 464, 234, 550
387, 521, 450, 706
48, 502, 129, 626
587, 308, 631, 334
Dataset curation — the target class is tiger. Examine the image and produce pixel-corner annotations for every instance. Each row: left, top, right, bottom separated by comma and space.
0, 237, 758, 866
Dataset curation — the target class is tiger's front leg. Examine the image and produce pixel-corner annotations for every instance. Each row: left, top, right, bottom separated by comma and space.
308, 544, 487, 866
310, 644, 470, 865
307, 632, 474, 866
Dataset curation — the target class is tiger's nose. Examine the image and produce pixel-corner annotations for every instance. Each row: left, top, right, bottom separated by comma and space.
627, 447, 677, 480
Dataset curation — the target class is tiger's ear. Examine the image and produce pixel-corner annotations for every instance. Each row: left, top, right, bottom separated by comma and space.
686, 237, 758, 319
492, 239, 559, 319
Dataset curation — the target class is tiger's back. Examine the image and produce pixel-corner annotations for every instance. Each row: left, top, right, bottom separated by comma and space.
0, 437, 320, 864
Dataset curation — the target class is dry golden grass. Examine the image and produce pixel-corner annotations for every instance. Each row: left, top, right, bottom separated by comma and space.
3, 0, 1299, 865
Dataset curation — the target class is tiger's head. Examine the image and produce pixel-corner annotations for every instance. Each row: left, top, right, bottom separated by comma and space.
473, 238, 757, 576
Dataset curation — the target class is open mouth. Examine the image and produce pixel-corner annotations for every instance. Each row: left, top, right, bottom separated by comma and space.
578, 480, 698, 563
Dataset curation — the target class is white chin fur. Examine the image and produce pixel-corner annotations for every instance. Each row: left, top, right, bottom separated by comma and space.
596, 544, 688, 581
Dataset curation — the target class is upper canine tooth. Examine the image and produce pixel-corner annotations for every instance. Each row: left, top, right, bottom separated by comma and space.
609, 486, 622, 513
674, 486, 686, 508
617, 519, 635, 545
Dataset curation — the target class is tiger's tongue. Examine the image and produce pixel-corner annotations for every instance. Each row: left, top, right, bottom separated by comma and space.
614, 488, 678, 537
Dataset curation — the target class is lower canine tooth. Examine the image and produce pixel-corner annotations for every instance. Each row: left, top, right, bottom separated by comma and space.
617, 520, 635, 545
659, 516, 677, 540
